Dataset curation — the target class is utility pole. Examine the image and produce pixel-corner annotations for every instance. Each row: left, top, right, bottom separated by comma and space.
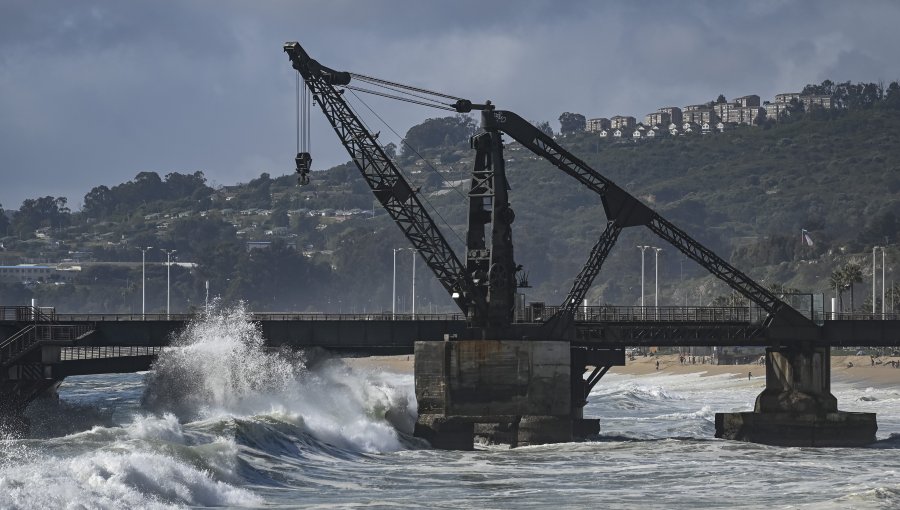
161, 249, 176, 319
638, 245, 649, 317
882, 247, 886, 318
654, 247, 663, 319
140, 246, 153, 317
873, 246, 879, 315
392, 248, 404, 319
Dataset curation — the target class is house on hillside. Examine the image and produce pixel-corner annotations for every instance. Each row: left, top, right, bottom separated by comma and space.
613, 129, 623, 138
598, 129, 609, 138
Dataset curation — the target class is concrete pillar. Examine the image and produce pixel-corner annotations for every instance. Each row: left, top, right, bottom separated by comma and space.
716, 346, 876, 446
414, 339, 572, 449
754, 347, 837, 413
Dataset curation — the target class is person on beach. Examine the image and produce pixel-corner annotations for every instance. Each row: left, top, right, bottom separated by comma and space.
656, 360, 660, 370
748, 371, 752, 381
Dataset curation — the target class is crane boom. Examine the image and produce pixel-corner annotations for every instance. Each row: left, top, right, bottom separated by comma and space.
283, 43, 483, 319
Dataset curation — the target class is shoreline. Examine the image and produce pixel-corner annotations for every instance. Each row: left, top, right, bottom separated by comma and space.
344, 353, 900, 388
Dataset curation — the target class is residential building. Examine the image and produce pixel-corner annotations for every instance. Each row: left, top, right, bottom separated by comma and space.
733, 95, 761, 107
645, 111, 671, 127
587, 117, 611, 132
610, 116, 636, 130
658, 107, 683, 126
682, 107, 718, 125
0, 265, 78, 284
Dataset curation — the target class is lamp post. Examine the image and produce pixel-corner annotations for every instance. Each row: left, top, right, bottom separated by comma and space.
873, 246, 881, 315
392, 247, 404, 319
882, 247, 887, 318
161, 249, 176, 319
653, 247, 663, 319
411, 249, 417, 319
637, 245, 649, 317
140, 246, 153, 317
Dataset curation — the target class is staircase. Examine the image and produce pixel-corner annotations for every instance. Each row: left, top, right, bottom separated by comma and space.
0, 307, 95, 372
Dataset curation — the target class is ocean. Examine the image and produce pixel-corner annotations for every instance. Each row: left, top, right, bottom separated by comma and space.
2, 308, 899, 509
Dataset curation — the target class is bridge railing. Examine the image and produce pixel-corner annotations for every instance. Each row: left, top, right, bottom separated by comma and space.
60, 346, 163, 361
45, 312, 468, 322
0, 306, 58, 322
820, 312, 900, 321
525, 305, 762, 324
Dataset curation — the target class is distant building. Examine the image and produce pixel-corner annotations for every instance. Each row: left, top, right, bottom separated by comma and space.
774, 92, 802, 104
682, 106, 718, 125
246, 241, 297, 252
658, 107, 683, 126
587, 117, 611, 132
610, 116, 637, 130
733, 95, 761, 107
645, 111, 671, 127
0, 265, 77, 284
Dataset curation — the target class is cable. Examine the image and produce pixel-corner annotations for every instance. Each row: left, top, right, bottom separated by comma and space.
350, 72, 464, 102
344, 90, 467, 248
345, 85, 457, 111
345, 89, 470, 203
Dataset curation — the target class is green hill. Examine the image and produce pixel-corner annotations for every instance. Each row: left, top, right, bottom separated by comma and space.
1, 92, 898, 314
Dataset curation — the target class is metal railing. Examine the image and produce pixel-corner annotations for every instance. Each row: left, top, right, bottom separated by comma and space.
60, 346, 163, 361
0, 306, 57, 322
819, 312, 900, 321
524, 305, 764, 324
39, 312, 469, 322
1, 324, 93, 367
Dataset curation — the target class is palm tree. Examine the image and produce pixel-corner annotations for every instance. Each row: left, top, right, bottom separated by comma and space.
844, 262, 864, 312
828, 268, 845, 312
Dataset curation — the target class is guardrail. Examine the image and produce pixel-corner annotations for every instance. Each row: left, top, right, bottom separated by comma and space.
526, 305, 764, 324
819, 312, 900, 321
60, 346, 163, 361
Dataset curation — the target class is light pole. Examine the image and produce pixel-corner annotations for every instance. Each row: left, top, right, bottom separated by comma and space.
161, 249, 176, 319
638, 245, 649, 317
140, 246, 153, 317
873, 246, 880, 315
882, 247, 887, 318
411, 249, 417, 319
653, 247, 663, 318
392, 247, 404, 319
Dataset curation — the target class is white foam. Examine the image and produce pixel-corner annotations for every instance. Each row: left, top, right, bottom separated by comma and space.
143, 304, 415, 453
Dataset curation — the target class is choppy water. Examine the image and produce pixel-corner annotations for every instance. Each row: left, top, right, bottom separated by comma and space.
2, 307, 900, 509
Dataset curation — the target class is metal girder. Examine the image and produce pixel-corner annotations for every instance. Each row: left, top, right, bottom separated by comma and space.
647, 214, 783, 316
559, 221, 622, 317
488, 109, 809, 326
284, 43, 482, 316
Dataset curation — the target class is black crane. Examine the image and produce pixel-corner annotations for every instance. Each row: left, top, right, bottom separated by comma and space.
283, 42, 813, 340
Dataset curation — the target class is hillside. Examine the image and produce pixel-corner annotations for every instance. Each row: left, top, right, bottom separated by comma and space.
0, 102, 898, 314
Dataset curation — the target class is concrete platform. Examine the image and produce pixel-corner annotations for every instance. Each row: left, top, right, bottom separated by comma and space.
715, 411, 877, 447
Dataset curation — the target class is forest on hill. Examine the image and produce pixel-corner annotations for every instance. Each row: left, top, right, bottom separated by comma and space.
1, 81, 898, 315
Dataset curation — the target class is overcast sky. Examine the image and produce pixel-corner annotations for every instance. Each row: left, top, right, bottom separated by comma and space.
1, 0, 899, 210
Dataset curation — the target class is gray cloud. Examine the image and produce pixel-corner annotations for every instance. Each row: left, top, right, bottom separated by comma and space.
1, 0, 898, 210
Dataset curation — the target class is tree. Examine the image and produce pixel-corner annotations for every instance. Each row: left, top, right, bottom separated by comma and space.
401, 115, 477, 154
558, 112, 586, 135
828, 268, 845, 312
716, 94, 727, 104
843, 262, 864, 311
83, 185, 115, 219
12, 196, 70, 238
0, 203, 9, 237
534, 121, 554, 137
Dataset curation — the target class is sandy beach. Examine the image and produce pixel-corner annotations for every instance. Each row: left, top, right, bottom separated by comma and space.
344, 353, 900, 388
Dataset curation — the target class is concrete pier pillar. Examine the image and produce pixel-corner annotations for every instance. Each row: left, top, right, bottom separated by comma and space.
414, 339, 572, 449
715, 347, 876, 446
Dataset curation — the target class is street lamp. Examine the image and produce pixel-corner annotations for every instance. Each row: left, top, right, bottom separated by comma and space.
139, 246, 153, 317
882, 247, 887, 318
653, 247, 663, 318
161, 249, 176, 319
411, 249, 417, 319
637, 245, 649, 317
392, 247, 404, 319
873, 246, 881, 315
